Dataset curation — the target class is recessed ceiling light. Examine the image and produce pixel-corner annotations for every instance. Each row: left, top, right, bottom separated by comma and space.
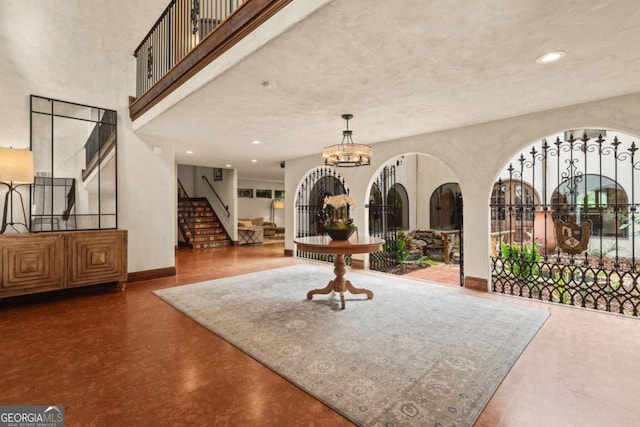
186, 150, 193, 154
536, 50, 566, 64
225, 164, 231, 168
261, 81, 273, 89
251, 159, 257, 163
251, 140, 261, 145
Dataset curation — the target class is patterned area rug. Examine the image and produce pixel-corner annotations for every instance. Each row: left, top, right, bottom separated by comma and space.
154, 264, 549, 426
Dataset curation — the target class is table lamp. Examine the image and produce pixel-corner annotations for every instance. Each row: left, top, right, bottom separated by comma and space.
0, 147, 35, 233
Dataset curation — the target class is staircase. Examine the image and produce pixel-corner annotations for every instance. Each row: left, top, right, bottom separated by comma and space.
178, 197, 230, 249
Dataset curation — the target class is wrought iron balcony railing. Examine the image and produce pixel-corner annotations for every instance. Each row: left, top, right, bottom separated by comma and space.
130, 0, 291, 120
134, 0, 244, 98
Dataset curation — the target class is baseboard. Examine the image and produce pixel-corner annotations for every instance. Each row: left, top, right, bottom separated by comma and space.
284, 249, 294, 256
465, 276, 488, 292
127, 266, 176, 283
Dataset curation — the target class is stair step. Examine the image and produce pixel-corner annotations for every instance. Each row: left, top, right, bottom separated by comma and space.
194, 223, 220, 229
178, 195, 231, 245
178, 211, 216, 218
179, 219, 220, 226
198, 231, 224, 236
190, 235, 229, 242
180, 226, 222, 234
180, 218, 218, 224
191, 240, 231, 249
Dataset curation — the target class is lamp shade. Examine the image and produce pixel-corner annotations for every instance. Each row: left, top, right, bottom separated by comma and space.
0, 147, 35, 184
273, 200, 285, 209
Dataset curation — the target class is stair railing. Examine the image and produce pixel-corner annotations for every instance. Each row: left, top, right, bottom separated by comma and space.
177, 179, 196, 240
201, 175, 230, 217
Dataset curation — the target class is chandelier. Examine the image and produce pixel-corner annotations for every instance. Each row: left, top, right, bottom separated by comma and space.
322, 114, 372, 167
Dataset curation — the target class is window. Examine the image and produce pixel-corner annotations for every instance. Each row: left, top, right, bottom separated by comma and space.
387, 183, 409, 230
430, 183, 462, 230
551, 174, 628, 238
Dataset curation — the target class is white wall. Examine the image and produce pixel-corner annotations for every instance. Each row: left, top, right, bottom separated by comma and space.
0, 0, 175, 273
177, 164, 196, 195
197, 167, 237, 238
415, 154, 459, 230
238, 179, 285, 225
285, 92, 640, 284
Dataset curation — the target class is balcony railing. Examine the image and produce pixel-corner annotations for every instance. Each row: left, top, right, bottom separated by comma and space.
134, 0, 244, 97
130, 0, 291, 120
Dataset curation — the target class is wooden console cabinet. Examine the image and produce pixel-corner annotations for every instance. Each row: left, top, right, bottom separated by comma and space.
0, 230, 127, 298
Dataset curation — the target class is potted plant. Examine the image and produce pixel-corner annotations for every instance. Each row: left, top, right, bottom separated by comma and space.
322, 194, 357, 240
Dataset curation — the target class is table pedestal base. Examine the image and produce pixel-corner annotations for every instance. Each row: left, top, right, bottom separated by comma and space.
306, 254, 373, 309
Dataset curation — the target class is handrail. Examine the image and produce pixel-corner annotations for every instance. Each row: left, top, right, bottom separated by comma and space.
62, 179, 76, 221
202, 175, 230, 217
177, 179, 197, 239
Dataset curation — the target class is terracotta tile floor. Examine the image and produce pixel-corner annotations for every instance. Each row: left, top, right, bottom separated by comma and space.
1, 243, 639, 426
404, 262, 461, 286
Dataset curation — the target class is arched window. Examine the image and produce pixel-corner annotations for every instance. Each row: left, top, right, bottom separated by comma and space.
387, 183, 409, 230
430, 183, 461, 230
368, 183, 383, 234
490, 180, 540, 242
551, 174, 628, 238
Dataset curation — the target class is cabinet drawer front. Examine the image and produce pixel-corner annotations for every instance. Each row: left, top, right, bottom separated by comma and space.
67, 231, 127, 287
1, 236, 65, 292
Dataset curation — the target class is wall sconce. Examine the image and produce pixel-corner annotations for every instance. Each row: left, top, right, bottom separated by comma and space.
0, 147, 35, 233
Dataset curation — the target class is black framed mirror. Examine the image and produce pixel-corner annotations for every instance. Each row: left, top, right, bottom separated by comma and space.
30, 95, 117, 231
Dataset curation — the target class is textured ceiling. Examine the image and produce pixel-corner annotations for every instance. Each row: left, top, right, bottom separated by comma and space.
134, 0, 640, 181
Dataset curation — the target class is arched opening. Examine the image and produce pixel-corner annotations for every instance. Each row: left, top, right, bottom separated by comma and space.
307, 175, 347, 236
295, 167, 349, 264
296, 174, 348, 237
365, 154, 463, 286
490, 180, 540, 242
490, 130, 640, 317
430, 182, 461, 230
387, 183, 409, 230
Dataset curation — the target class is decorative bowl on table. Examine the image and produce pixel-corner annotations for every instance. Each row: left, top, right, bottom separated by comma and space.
325, 227, 356, 241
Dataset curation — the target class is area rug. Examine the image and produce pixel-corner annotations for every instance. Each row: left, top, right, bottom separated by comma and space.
154, 264, 549, 426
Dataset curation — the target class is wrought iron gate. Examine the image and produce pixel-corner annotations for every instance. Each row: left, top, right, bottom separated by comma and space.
295, 167, 350, 265
368, 165, 398, 271
490, 131, 640, 317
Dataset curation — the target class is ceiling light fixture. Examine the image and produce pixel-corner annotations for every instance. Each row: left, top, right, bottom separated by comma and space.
536, 50, 566, 64
251, 140, 261, 145
186, 150, 193, 154
322, 114, 372, 167
251, 159, 257, 163
225, 164, 231, 168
